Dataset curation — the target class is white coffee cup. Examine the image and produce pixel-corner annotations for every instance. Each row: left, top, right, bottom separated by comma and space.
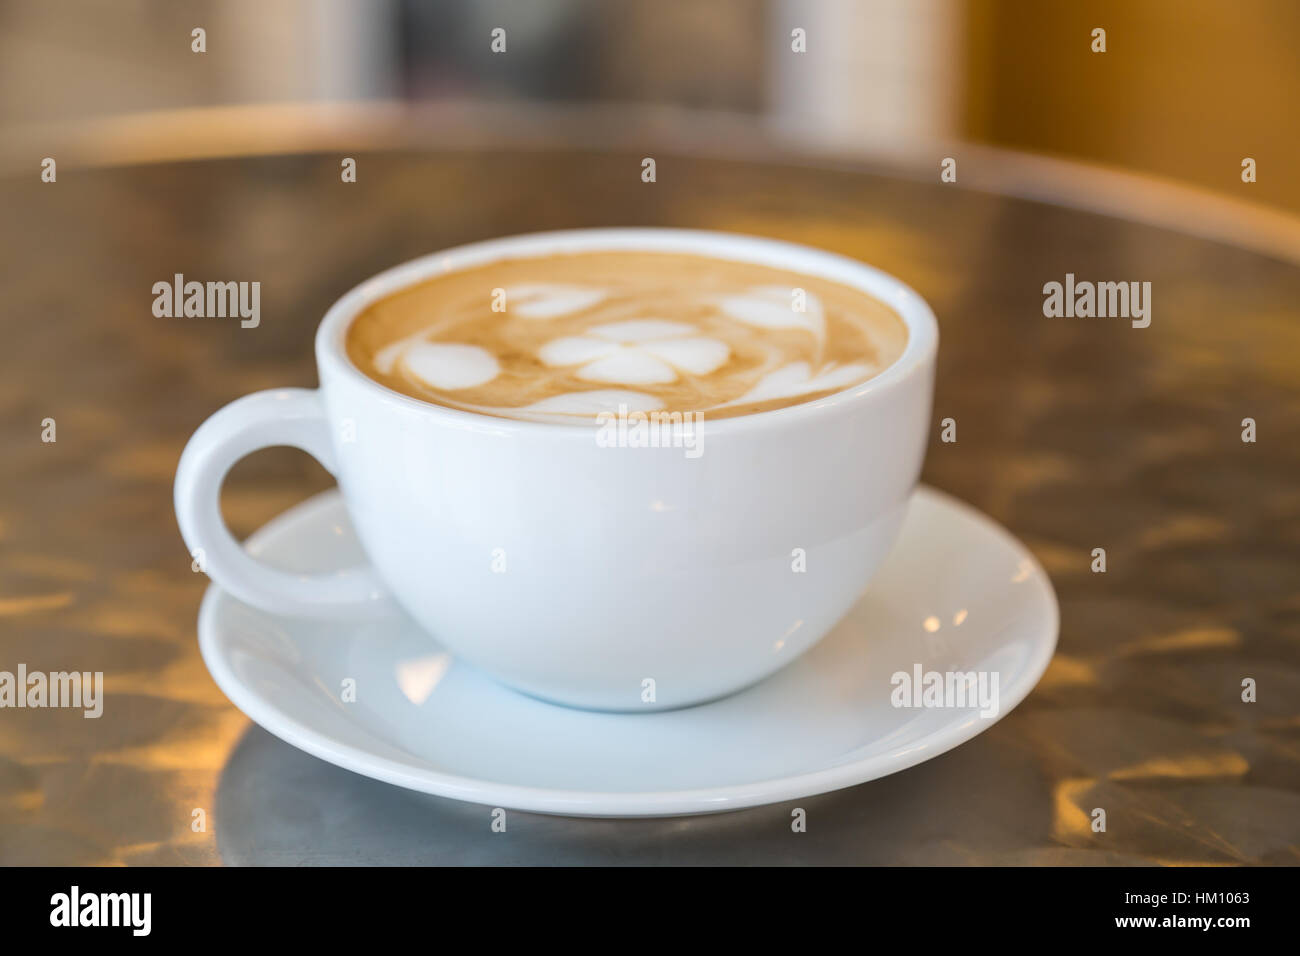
175, 229, 938, 710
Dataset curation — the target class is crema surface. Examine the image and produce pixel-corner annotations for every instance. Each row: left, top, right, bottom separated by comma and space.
346, 251, 908, 422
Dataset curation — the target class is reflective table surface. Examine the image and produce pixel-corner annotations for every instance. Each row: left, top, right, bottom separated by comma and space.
2, 148, 1298, 864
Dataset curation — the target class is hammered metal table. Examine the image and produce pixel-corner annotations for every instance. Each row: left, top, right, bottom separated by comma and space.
2, 149, 1298, 865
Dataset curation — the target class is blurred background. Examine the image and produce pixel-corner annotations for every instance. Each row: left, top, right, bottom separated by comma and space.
2, 0, 1298, 218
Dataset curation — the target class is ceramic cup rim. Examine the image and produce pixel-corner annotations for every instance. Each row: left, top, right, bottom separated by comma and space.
316, 227, 939, 437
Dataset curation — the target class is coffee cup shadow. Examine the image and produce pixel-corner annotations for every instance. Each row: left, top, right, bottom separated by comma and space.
212, 721, 1057, 865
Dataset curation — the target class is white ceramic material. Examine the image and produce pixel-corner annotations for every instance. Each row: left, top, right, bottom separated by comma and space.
198, 486, 1059, 817
176, 229, 939, 710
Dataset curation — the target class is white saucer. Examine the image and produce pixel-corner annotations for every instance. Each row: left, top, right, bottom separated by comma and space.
198, 486, 1058, 818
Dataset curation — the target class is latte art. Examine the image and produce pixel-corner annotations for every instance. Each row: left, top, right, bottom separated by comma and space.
346, 251, 908, 422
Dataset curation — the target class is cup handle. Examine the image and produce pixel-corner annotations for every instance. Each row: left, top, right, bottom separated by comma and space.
174, 388, 393, 618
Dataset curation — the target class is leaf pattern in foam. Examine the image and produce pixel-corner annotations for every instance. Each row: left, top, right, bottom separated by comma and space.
507, 284, 606, 319
519, 390, 664, 416
724, 361, 875, 407
715, 286, 825, 345
538, 321, 730, 385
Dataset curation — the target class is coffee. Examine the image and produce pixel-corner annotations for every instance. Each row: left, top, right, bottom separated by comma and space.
345, 250, 907, 422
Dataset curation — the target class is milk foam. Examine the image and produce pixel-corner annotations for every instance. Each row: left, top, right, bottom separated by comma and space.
518, 389, 663, 417
717, 285, 826, 344
507, 284, 607, 319
400, 343, 499, 390
346, 251, 908, 422
539, 319, 732, 386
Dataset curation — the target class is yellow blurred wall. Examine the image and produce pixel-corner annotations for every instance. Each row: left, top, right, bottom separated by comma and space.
964, 0, 1300, 214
